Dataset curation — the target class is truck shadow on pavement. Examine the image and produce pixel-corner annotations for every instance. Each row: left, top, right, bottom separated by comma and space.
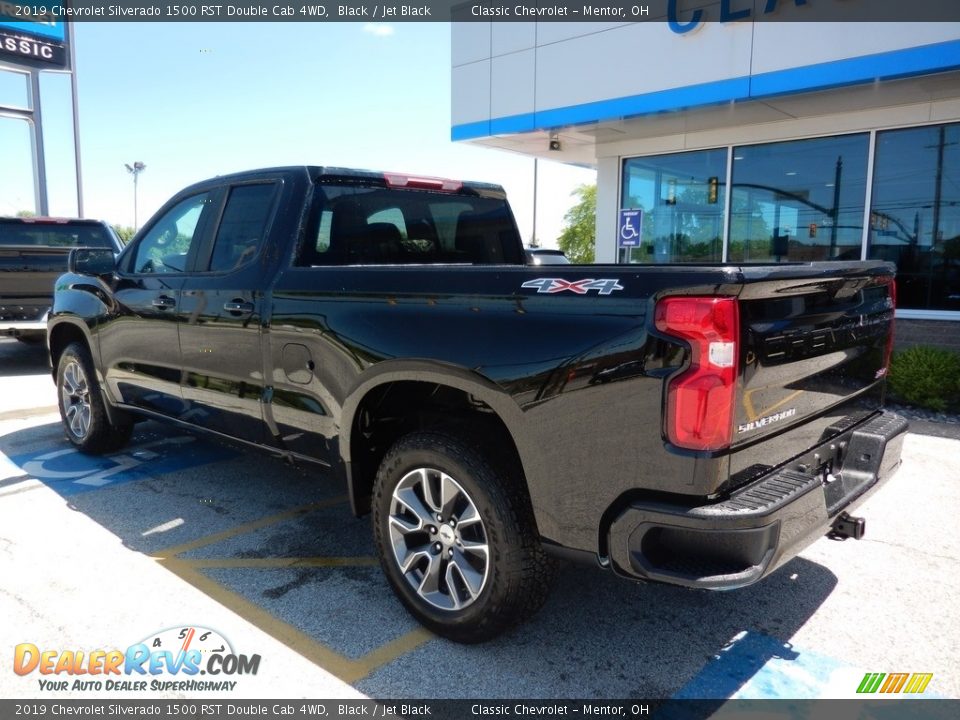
0, 419, 839, 699
0, 339, 49, 378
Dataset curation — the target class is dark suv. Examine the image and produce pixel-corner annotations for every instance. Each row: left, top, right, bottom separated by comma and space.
1, 217, 122, 343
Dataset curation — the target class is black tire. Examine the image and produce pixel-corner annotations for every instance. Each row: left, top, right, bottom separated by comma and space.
372, 430, 553, 643
56, 341, 133, 454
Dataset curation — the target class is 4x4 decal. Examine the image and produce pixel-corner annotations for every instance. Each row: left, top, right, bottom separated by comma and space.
521, 278, 624, 296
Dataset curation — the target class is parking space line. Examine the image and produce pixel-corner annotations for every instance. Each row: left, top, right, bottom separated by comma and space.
151, 498, 435, 684
187, 557, 379, 569
157, 557, 369, 681
0, 478, 44, 497
154, 495, 350, 557
0, 405, 58, 422
158, 556, 433, 683
352, 627, 435, 677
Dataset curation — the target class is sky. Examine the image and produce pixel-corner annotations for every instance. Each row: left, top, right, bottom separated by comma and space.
0, 21, 595, 248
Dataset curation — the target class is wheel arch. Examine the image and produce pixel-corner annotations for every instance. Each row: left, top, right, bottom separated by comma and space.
48, 318, 94, 382
49, 317, 131, 430
339, 361, 543, 522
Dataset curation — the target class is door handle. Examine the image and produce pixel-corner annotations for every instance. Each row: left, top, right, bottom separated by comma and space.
223, 300, 255, 316
152, 295, 176, 309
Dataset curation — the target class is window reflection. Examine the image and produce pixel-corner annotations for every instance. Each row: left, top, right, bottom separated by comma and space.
618, 125, 960, 313
728, 134, 869, 263
620, 149, 726, 263
868, 123, 960, 311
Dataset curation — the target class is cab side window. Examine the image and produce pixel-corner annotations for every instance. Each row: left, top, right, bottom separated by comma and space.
208, 183, 278, 272
132, 193, 210, 274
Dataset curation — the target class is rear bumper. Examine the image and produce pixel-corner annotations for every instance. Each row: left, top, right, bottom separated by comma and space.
1, 303, 50, 337
607, 411, 908, 590
1, 320, 48, 336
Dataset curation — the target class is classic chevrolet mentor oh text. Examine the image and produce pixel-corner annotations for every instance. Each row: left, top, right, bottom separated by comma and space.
48, 167, 907, 642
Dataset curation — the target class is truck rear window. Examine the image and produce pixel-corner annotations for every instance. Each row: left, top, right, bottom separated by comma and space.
297, 184, 523, 266
0, 222, 115, 249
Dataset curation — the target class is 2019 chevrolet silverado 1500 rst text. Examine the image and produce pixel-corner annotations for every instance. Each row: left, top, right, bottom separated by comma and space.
48, 167, 906, 642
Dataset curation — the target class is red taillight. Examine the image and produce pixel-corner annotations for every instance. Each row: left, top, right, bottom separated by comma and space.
383, 173, 462, 192
655, 296, 739, 451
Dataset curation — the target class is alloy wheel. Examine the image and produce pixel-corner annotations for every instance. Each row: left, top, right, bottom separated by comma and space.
61, 360, 92, 440
387, 467, 489, 611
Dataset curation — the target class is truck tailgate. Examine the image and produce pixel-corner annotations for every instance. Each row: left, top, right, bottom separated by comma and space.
0, 246, 72, 297
735, 262, 895, 442
723, 261, 896, 491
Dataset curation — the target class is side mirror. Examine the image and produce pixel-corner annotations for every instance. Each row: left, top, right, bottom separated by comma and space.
69, 247, 117, 276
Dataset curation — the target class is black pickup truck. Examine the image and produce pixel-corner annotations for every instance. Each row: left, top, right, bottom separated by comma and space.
1, 216, 121, 343
48, 167, 906, 642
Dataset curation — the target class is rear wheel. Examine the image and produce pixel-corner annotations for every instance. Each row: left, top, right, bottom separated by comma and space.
56, 341, 132, 454
372, 430, 552, 643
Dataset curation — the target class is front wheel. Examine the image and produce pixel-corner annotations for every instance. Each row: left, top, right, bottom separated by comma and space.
56, 341, 132, 454
372, 430, 553, 643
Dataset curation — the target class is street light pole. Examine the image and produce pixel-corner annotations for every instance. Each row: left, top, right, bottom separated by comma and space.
531, 157, 539, 247
124, 161, 146, 229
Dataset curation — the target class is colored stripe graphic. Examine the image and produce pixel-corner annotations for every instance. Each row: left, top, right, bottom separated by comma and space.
904, 673, 934, 694
880, 673, 908, 693
857, 673, 885, 693
857, 672, 933, 694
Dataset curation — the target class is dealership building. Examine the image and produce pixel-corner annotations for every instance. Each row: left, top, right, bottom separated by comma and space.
451, 19, 960, 349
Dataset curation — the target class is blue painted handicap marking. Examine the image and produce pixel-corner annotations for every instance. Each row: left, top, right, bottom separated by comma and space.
672, 631, 943, 701
9, 434, 236, 496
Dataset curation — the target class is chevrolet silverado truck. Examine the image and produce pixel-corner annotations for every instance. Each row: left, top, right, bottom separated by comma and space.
48, 166, 906, 642
1, 216, 121, 343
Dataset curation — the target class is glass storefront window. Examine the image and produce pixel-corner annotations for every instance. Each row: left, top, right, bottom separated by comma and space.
620, 149, 726, 263
868, 123, 960, 312
618, 124, 960, 314
728, 134, 868, 263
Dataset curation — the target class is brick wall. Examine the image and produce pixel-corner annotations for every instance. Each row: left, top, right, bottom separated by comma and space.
895, 319, 960, 353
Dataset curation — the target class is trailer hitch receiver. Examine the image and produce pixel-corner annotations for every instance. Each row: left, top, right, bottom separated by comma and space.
829, 512, 866, 540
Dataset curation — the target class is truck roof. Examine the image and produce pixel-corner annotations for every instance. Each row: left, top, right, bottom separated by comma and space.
202, 166, 507, 197
0, 216, 110, 226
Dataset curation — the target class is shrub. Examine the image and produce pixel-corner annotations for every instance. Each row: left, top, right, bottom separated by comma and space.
888, 346, 960, 412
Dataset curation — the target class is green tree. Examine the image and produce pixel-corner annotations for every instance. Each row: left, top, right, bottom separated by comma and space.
112, 225, 137, 245
15, 209, 36, 218
558, 184, 596, 264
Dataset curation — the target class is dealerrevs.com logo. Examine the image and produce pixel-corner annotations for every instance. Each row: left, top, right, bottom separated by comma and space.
13, 626, 261, 692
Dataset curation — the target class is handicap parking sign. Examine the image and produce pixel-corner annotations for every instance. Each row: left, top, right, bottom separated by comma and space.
618, 209, 643, 248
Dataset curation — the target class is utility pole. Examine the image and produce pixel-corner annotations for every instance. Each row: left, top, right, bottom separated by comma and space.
531, 158, 539, 247
125, 161, 146, 229
69, 23, 84, 218
829, 155, 842, 258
